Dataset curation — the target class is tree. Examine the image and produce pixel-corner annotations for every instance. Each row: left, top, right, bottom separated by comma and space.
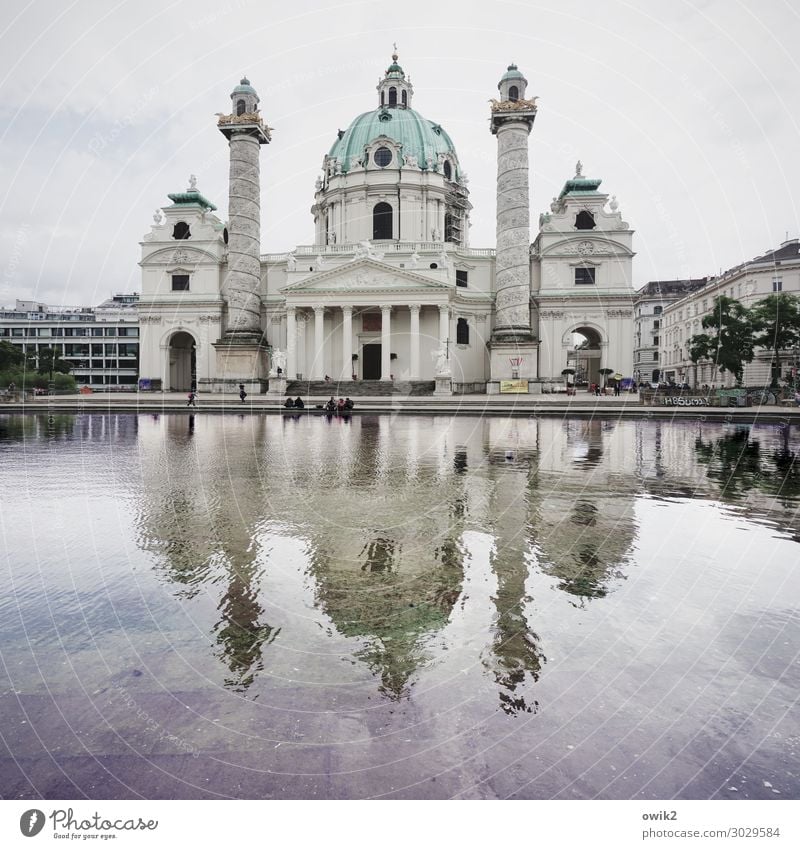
0, 340, 24, 371
689, 295, 754, 385
749, 293, 800, 386
35, 346, 72, 377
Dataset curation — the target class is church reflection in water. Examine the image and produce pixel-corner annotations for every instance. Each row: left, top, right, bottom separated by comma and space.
130, 413, 645, 704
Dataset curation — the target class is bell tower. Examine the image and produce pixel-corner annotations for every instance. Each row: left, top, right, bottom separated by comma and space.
213, 77, 272, 392
376, 46, 413, 109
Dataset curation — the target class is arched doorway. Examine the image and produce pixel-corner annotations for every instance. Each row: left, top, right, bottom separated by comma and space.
168, 331, 196, 391
567, 326, 603, 389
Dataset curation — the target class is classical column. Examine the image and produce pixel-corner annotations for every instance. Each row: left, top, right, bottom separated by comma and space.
313, 305, 325, 380
297, 311, 308, 379
409, 303, 421, 379
341, 305, 353, 380
381, 305, 392, 381
286, 306, 296, 379
490, 69, 536, 342
438, 304, 450, 346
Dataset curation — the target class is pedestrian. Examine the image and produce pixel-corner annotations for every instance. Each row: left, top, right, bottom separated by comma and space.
344, 397, 354, 410
595, 383, 601, 397
239, 383, 247, 404
614, 382, 620, 397
187, 390, 196, 407
326, 396, 336, 412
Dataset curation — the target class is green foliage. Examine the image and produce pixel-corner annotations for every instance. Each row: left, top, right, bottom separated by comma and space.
689, 295, 754, 384
35, 346, 72, 376
0, 340, 24, 371
0, 366, 77, 392
749, 293, 800, 385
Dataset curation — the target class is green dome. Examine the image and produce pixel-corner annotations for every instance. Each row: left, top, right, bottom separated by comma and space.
500, 63, 526, 82
328, 107, 458, 176
232, 76, 256, 95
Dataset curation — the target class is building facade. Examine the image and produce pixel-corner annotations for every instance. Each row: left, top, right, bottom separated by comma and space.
658, 238, 800, 387
138, 54, 636, 393
0, 294, 139, 388
633, 279, 707, 386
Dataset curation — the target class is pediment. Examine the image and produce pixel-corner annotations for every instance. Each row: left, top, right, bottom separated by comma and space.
282, 259, 451, 294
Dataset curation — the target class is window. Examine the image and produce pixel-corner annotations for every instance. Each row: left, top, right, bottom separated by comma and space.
388, 87, 397, 106
508, 85, 519, 101
653, 352, 659, 361
456, 270, 468, 288
443, 160, 452, 180
91, 344, 103, 356
456, 317, 469, 344
575, 210, 595, 230
401, 90, 407, 107
380, 90, 385, 106
104, 327, 116, 336
372, 202, 393, 240
653, 306, 662, 315
773, 278, 783, 292
653, 336, 659, 345
373, 147, 392, 167
444, 213, 454, 241
575, 267, 596, 285
653, 319, 660, 329
92, 327, 103, 336
171, 274, 190, 291
12, 328, 23, 336
236, 99, 246, 116
172, 221, 191, 240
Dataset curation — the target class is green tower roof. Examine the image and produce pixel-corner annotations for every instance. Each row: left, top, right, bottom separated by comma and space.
500, 63, 526, 82
328, 107, 458, 175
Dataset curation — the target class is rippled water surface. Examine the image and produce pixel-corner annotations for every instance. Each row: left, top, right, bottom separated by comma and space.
1, 413, 798, 799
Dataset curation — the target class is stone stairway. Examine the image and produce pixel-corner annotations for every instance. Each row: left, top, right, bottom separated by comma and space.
284, 380, 435, 397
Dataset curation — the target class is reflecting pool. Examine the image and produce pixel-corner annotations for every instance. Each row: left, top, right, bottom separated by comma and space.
1, 413, 798, 799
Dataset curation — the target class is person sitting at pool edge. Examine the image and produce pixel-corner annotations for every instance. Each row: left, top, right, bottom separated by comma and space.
294, 396, 304, 409
284, 397, 294, 408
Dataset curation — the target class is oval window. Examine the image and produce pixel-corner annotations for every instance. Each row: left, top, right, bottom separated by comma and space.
374, 147, 392, 168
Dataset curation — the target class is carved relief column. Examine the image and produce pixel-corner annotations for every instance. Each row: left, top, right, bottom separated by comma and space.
286, 306, 297, 379
312, 305, 325, 380
409, 303, 421, 380
341, 305, 353, 380
381, 305, 392, 381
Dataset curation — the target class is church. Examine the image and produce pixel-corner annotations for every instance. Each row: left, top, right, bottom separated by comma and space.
137, 52, 635, 394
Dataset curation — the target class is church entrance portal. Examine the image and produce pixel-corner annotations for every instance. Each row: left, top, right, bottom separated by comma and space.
362, 343, 381, 380
568, 327, 603, 389
169, 331, 196, 391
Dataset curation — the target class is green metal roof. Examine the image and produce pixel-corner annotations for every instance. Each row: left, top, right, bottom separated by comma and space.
328, 107, 458, 175
500, 63, 526, 82
559, 176, 603, 199
167, 190, 217, 211
232, 76, 256, 95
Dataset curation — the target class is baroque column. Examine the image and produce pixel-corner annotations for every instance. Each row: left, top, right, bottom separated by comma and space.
409, 304, 421, 380
313, 306, 325, 380
286, 306, 297, 380
381, 305, 392, 381
488, 64, 540, 391
341, 306, 353, 380
213, 77, 272, 392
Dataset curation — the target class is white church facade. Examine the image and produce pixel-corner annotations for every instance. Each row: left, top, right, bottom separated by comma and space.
138, 53, 635, 394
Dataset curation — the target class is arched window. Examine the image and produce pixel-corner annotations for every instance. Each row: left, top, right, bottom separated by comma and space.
444, 213, 454, 242
236, 99, 246, 116
508, 85, 519, 101
443, 160, 452, 180
380, 90, 385, 106
172, 221, 191, 240
575, 210, 596, 230
401, 90, 407, 107
373, 202, 393, 240
456, 317, 469, 345
388, 87, 397, 106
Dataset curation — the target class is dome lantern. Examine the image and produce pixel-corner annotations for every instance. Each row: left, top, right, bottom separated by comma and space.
376, 45, 413, 109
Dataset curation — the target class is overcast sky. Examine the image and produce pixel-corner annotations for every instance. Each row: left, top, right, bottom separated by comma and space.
0, 0, 798, 308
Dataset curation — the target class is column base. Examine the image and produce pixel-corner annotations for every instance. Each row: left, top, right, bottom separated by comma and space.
488, 340, 539, 382
211, 336, 268, 393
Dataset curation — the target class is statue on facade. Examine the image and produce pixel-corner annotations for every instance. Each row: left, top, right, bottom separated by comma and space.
153, 209, 163, 225
403, 153, 419, 168
409, 251, 420, 268
432, 347, 450, 376
188, 174, 198, 191
270, 348, 286, 377
550, 196, 559, 213
431, 227, 440, 242
315, 254, 326, 269
286, 252, 296, 271
575, 160, 583, 178
315, 176, 322, 192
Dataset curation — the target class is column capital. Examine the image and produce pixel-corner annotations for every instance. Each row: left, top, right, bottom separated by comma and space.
381, 304, 392, 315
286, 304, 296, 315
313, 304, 326, 316
340, 304, 353, 315
438, 303, 450, 314
408, 303, 422, 314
